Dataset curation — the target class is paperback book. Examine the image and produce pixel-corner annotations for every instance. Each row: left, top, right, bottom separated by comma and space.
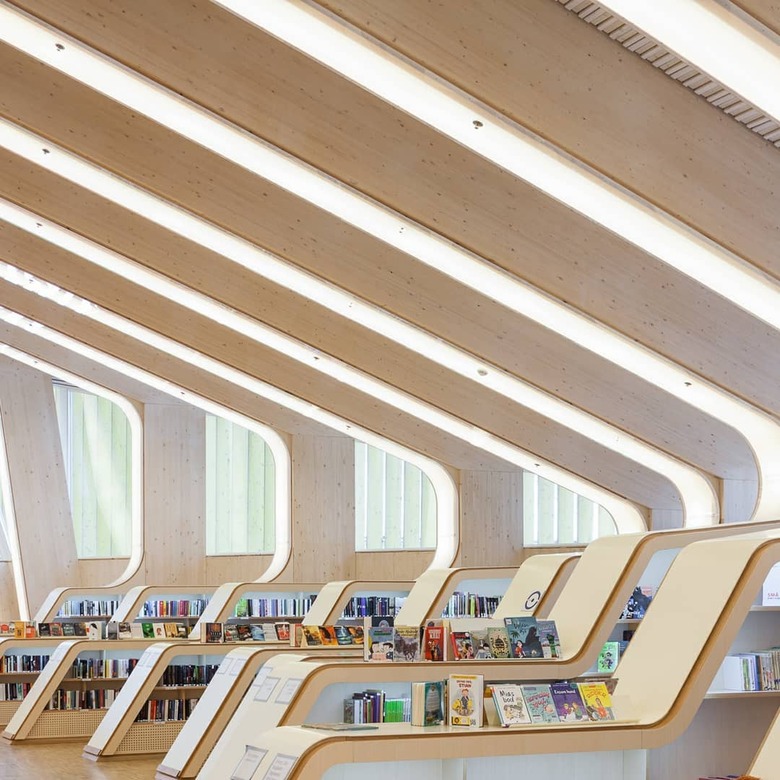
521, 684, 560, 723
203, 623, 224, 643
470, 628, 493, 659
423, 620, 445, 661
487, 625, 511, 659
411, 680, 445, 726
450, 630, 475, 660
578, 681, 616, 721
504, 617, 544, 658
550, 681, 587, 722
537, 619, 561, 659
597, 641, 620, 674
448, 673, 483, 727
365, 619, 394, 661
393, 626, 421, 662
491, 684, 532, 726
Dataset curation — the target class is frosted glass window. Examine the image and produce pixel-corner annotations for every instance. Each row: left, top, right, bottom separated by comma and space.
54, 383, 132, 558
206, 414, 275, 555
523, 472, 616, 545
355, 441, 436, 550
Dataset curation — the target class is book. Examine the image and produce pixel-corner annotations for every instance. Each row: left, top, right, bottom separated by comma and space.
411, 680, 445, 726
319, 625, 339, 646
301, 626, 323, 647
24, 622, 37, 639
491, 684, 532, 726
470, 628, 493, 659
521, 684, 560, 723
13, 622, 24, 639
597, 641, 620, 674
50, 623, 64, 637
365, 619, 394, 661
235, 624, 253, 642
163, 622, 180, 639
346, 625, 364, 645
423, 620, 445, 661
486, 626, 511, 659
105, 621, 119, 640
334, 625, 353, 645
537, 619, 561, 659
37, 622, 52, 637
578, 681, 616, 721
86, 621, 104, 640
223, 624, 239, 643
61, 622, 76, 637
141, 622, 155, 639
621, 585, 654, 619
274, 622, 291, 641
504, 617, 543, 658
73, 622, 87, 637
450, 630, 475, 660
448, 673, 483, 727
250, 624, 267, 641
393, 626, 421, 662
550, 681, 587, 722
153, 624, 166, 639
203, 623, 223, 643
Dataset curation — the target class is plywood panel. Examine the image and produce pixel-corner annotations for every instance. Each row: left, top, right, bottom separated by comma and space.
205, 554, 274, 585
291, 435, 355, 582
354, 550, 433, 580
0, 358, 78, 613
459, 470, 524, 567
142, 403, 205, 585
733, 0, 780, 34
0, 562, 18, 617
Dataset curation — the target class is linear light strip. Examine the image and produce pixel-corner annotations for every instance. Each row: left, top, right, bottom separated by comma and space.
0, 6, 774, 518
597, 0, 780, 123
0, 292, 640, 540
0, 198, 716, 527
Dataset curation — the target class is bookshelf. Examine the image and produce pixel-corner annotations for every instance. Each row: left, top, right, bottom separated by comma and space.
189, 582, 323, 641
394, 568, 517, 626
111, 585, 215, 631
156, 646, 362, 779
33, 585, 127, 624
196, 529, 780, 780
302, 581, 413, 626
1, 640, 152, 742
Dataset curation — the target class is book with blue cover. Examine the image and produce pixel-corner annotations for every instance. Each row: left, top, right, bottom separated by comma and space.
503, 616, 544, 658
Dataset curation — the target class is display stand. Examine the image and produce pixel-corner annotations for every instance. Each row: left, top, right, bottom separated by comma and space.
111, 585, 215, 633
34, 586, 127, 623
197, 529, 780, 780
1, 639, 153, 742
749, 704, 780, 779
301, 581, 413, 626
189, 583, 323, 641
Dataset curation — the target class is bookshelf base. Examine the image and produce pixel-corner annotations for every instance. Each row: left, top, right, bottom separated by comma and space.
115, 721, 186, 755
26, 709, 107, 741
0, 701, 21, 727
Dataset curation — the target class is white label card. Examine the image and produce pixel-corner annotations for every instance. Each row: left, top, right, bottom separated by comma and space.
254, 676, 280, 702
252, 665, 271, 689
275, 678, 302, 705
262, 754, 297, 780
231, 744, 267, 780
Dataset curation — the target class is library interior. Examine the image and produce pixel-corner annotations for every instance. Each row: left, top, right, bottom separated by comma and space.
0, 1, 778, 779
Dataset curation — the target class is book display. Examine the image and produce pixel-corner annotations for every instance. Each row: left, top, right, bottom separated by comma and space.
33, 586, 127, 624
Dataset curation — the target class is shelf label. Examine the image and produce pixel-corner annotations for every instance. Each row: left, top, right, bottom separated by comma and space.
254, 676, 280, 702
262, 754, 297, 780
251, 665, 271, 689
230, 658, 246, 676
275, 678, 302, 704
230, 744, 267, 780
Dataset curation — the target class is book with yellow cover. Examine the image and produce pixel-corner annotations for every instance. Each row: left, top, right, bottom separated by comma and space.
447, 673, 483, 727
578, 681, 615, 721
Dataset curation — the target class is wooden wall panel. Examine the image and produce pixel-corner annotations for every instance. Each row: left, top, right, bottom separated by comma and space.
0, 359, 78, 614
0, 562, 17, 617
722, 478, 760, 524
459, 470, 524, 567
649, 509, 684, 531
289, 435, 355, 582
141, 404, 206, 586
355, 550, 433, 581
205, 554, 274, 585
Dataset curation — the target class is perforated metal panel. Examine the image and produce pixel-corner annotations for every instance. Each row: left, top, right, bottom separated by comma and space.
114, 721, 185, 754
28, 709, 106, 739
0, 701, 20, 726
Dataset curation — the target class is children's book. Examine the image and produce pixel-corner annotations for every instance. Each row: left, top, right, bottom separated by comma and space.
521, 684, 560, 723
450, 630, 475, 660
504, 617, 543, 658
487, 625, 511, 659
470, 628, 493, 659
411, 680, 445, 726
597, 641, 620, 674
491, 684, 532, 726
365, 620, 394, 661
550, 681, 587, 722
448, 673, 483, 727
537, 619, 561, 659
301, 625, 323, 647
393, 626, 421, 662
423, 620, 445, 661
578, 681, 616, 721
203, 623, 223, 643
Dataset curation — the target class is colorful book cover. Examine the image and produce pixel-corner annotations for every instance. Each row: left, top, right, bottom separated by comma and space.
471, 628, 493, 659
235, 624, 253, 642
411, 680, 445, 726
203, 622, 223, 643
334, 625, 353, 645
163, 622, 180, 638
448, 673, 483, 727
578, 681, 616, 721
347, 625, 364, 645
491, 684, 532, 726
366, 620, 394, 661
393, 626, 421, 662
450, 630, 475, 660
86, 621, 104, 640
504, 617, 543, 658
117, 622, 132, 640
537, 619, 562, 659
487, 625, 511, 659
250, 624, 266, 641
37, 622, 51, 637
319, 625, 339, 646
521, 684, 560, 723
13, 622, 24, 639
423, 620, 445, 661
274, 622, 291, 641
223, 624, 239, 643
550, 681, 587, 722
301, 625, 323, 646
61, 622, 76, 637
141, 622, 155, 639
153, 623, 166, 639
597, 641, 620, 674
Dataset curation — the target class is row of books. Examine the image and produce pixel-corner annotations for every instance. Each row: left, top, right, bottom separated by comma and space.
343, 689, 411, 724
233, 595, 316, 619
142, 599, 209, 618
160, 664, 219, 687
298, 624, 363, 648
441, 592, 501, 618
718, 648, 780, 692
203, 622, 291, 643
134, 697, 199, 722
70, 658, 138, 679
0, 654, 50, 673
341, 596, 405, 619
410, 675, 617, 729
46, 688, 119, 711
0, 682, 31, 701
56, 599, 122, 618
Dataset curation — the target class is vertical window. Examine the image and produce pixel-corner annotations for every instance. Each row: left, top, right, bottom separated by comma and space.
206, 414, 275, 555
355, 441, 436, 550
54, 383, 132, 558
523, 471, 616, 545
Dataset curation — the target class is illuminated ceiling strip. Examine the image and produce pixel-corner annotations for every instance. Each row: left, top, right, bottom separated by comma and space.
0, 344, 290, 587
596, 0, 780, 123
0, 7, 773, 519
0, 288, 640, 539
0, 201, 714, 526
